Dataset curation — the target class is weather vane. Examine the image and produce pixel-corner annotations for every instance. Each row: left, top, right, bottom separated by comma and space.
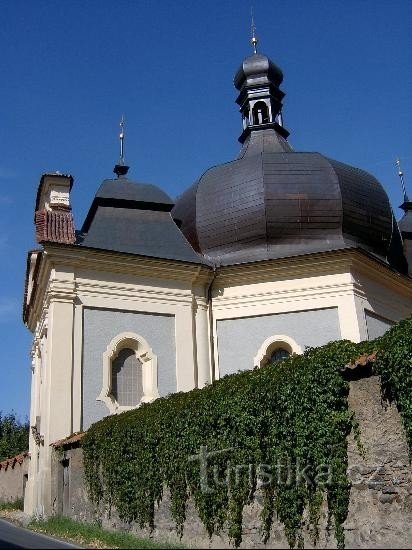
251, 7, 258, 54
396, 157, 409, 202
119, 115, 125, 166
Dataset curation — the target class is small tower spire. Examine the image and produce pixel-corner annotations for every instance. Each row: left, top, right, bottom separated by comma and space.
114, 115, 129, 178
396, 157, 409, 203
396, 157, 412, 277
119, 115, 125, 165
250, 7, 258, 54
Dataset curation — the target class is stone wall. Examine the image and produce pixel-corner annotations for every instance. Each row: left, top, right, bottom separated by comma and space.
51, 375, 412, 548
0, 453, 29, 504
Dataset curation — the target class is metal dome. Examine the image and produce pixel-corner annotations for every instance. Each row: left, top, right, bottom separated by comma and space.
234, 53, 284, 90
172, 126, 406, 270
172, 50, 407, 272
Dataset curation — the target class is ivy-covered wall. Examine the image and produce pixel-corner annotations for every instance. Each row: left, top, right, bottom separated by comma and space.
62, 318, 411, 549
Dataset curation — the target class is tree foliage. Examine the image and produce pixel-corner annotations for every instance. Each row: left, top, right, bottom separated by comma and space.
82, 317, 412, 549
0, 412, 29, 462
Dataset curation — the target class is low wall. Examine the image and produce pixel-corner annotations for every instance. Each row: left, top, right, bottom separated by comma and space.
51, 376, 412, 548
0, 453, 29, 503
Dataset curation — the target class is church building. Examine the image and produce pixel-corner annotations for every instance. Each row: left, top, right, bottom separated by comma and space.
23, 41, 412, 515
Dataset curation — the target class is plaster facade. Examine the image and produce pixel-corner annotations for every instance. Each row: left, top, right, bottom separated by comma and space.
24, 245, 213, 515
84, 310, 175, 428
23, 243, 412, 517
217, 307, 340, 377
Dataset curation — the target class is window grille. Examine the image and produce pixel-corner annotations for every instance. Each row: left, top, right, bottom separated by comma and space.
111, 348, 142, 406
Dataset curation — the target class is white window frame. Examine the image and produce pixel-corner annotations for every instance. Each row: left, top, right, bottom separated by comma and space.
253, 334, 302, 369
97, 332, 159, 414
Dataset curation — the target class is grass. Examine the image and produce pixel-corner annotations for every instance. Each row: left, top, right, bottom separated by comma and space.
0, 497, 24, 511
28, 515, 184, 549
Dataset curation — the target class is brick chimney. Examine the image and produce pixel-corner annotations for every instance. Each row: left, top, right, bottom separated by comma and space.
34, 173, 76, 244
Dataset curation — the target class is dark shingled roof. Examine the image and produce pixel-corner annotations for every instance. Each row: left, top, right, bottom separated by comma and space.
78, 177, 204, 264
172, 128, 408, 272
96, 178, 174, 205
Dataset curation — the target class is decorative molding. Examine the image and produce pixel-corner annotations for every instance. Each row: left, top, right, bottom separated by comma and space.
24, 244, 211, 331
46, 279, 76, 304
212, 280, 356, 312
76, 280, 194, 307
97, 332, 159, 414
253, 334, 302, 369
214, 249, 412, 293
43, 244, 213, 283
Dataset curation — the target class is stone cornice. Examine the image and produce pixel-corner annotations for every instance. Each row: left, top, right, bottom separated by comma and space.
24, 244, 213, 330
25, 245, 410, 331
43, 244, 213, 283
213, 249, 412, 296
26, 254, 52, 332
45, 278, 76, 305
76, 279, 194, 307
212, 280, 356, 311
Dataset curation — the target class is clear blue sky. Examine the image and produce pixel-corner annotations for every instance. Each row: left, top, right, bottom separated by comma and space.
1, 0, 411, 419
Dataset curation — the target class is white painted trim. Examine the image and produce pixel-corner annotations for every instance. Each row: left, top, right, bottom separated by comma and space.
72, 302, 83, 433
98, 331, 159, 414
253, 334, 302, 369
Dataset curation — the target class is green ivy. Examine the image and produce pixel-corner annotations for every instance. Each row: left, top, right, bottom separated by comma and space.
82, 317, 412, 549
373, 317, 412, 452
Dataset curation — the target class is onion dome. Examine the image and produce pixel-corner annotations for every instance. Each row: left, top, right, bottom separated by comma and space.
234, 53, 283, 89
172, 51, 408, 273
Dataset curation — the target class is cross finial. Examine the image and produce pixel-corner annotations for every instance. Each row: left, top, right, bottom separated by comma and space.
396, 157, 409, 202
251, 7, 258, 54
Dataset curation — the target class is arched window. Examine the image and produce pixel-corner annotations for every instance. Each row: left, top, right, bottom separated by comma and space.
268, 347, 290, 366
98, 332, 159, 414
254, 335, 302, 369
111, 348, 142, 406
252, 101, 269, 125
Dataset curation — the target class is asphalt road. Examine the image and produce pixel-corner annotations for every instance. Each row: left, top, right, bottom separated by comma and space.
0, 519, 81, 549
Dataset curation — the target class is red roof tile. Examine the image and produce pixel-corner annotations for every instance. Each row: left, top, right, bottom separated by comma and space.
51, 432, 85, 448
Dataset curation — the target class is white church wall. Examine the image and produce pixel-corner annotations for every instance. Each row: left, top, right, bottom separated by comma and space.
216, 307, 340, 377
351, 266, 412, 342
82, 308, 176, 430
210, 250, 412, 379
365, 310, 395, 340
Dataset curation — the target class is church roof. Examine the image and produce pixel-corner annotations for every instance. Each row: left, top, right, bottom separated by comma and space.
234, 52, 283, 90
172, 51, 408, 274
399, 200, 412, 237
78, 176, 205, 264
95, 178, 173, 205
173, 140, 404, 269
